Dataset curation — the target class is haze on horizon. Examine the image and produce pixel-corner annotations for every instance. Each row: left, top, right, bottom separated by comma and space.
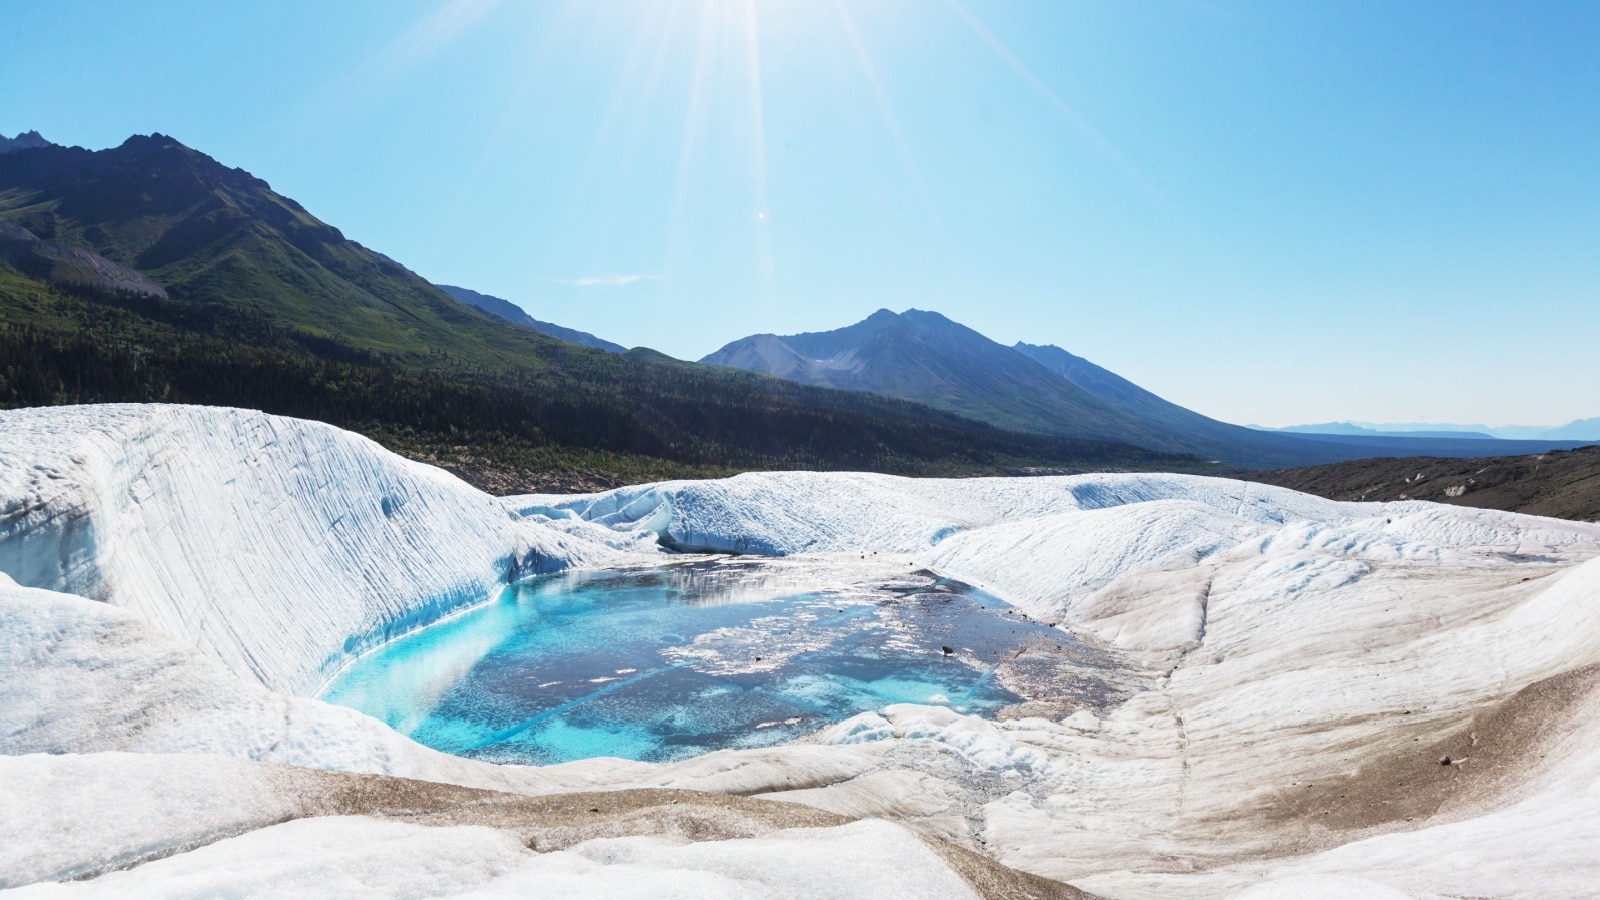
3, 0, 1596, 428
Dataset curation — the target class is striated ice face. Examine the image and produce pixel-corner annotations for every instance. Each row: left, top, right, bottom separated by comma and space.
321, 557, 1126, 765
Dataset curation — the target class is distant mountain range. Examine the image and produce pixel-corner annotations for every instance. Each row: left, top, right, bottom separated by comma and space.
701, 308, 1161, 447
437, 285, 625, 353
3, 129, 1587, 485
1256, 419, 1600, 442
0, 131, 53, 155
0, 132, 1200, 490
702, 309, 1594, 468
1255, 422, 1498, 440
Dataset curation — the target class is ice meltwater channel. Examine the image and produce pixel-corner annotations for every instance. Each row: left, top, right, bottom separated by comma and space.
321, 560, 1121, 765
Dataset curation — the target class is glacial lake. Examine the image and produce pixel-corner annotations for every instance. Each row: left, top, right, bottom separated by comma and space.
322, 559, 1120, 765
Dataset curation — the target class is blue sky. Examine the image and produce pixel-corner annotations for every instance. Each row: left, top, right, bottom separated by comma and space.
3, 0, 1597, 426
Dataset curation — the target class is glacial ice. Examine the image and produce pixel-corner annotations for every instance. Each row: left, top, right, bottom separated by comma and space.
7, 404, 1600, 897
0, 405, 638, 695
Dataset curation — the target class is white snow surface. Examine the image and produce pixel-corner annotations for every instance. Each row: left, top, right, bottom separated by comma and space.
0, 752, 309, 887
510, 470, 1344, 555
0, 572, 655, 792
516, 468, 1600, 897
516, 471, 1600, 654
8, 813, 976, 900
2, 751, 970, 899
8, 406, 1600, 897
512, 468, 1599, 565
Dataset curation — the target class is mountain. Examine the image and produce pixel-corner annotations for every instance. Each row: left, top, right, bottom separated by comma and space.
701, 309, 1168, 448
1266, 419, 1600, 441
1348, 421, 1505, 437
1542, 417, 1600, 441
0, 131, 54, 154
704, 310, 1592, 469
703, 310, 1320, 466
1007, 341, 1345, 449
437, 284, 625, 352
0, 133, 533, 364
1007, 339, 1547, 459
0, 133, 1200, 490
1255, 422, 1496, 440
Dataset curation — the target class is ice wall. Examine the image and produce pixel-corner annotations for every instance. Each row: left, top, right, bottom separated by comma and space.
0, 405, 624, 695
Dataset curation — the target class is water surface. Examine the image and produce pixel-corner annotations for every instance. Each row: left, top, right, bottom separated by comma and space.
323, 560, 1105, 765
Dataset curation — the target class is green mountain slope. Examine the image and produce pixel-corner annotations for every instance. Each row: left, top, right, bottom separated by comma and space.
0, 134, 551, 367
0, 135, 1205, 491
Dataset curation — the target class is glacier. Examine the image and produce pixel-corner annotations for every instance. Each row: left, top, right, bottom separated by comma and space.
0, 404, 631, 695
5, 404, 1600, 898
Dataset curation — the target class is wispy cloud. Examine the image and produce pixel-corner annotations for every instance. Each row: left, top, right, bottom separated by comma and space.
556, 274, 659, 287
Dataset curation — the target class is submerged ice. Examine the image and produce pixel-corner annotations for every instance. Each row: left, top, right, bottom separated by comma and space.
323, 560, 1121, 764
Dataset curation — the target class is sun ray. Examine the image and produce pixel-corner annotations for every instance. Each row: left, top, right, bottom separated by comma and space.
554, 1, 683, 259
943, 0, 1166, 203
296, 0, 510, 137
665, 0, 722, 273
382, 0, 508, 78
743, 0, 776, 282
583, 0, 689, 264
442, 1, 585, 226
831, 0, 951, 252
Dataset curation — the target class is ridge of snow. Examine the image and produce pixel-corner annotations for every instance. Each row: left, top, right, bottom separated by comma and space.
516, 470, 1600, 563
509, 470, 1364, 556
514, 471, 1600, 656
